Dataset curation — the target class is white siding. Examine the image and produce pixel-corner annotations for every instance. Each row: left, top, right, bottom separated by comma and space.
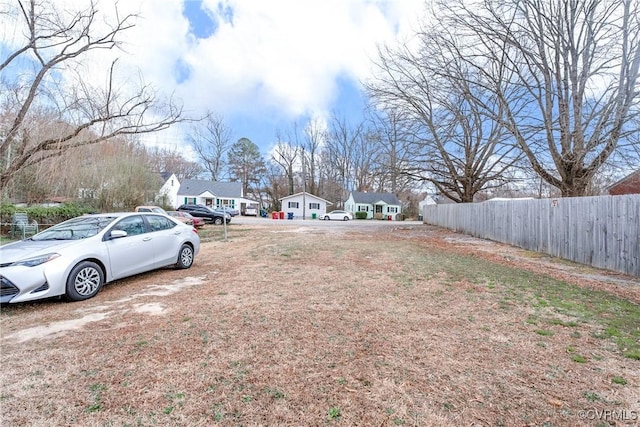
157, 174, 179, 208
280, 193, 330, 219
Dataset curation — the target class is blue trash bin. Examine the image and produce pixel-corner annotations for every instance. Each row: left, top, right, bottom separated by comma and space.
287, 212, 294, 220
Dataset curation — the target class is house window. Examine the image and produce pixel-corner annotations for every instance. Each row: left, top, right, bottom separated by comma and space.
288, 201, 299, 209
357, 205, 368, 212
184, 197, 196, 205
388, 206, 398, 213
309, 203, 320, 210
375, 205, 383, 213
217, 198, 235, 208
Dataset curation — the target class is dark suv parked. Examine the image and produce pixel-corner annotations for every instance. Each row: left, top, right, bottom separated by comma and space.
177, 204, 231, 225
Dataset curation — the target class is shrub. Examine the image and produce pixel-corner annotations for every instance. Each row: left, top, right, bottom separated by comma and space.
355, 211, 368, 220
0, 203, 17, 224
30, 203, 96, 225
1, 203, 96, 230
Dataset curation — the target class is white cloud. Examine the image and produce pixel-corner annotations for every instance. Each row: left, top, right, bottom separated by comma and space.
120, 0, 424, 120
1, 0, 425, 150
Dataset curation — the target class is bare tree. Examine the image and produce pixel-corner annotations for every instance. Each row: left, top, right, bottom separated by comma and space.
187, 113, 232, 180
322, 115, 366, 206
264, 119, 327, 209
367, 28, 522, 203
261, 162, 287, 212
147, 147, 202, 180
367, 108, 415, 194
351, 129, 382, 192
607, 113, 640, 175
300, 118, 326, 195
0, 0, 184, 195
13, 137, 162, 208
271, 129, 301, 195
439, 0, 640, 197
83, 140, 163, 210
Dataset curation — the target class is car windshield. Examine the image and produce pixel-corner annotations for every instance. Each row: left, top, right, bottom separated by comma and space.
31, 216, 117, 241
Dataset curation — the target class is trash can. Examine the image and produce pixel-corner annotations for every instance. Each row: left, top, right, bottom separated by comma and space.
260, 209, 267, 218
287, 212, 294, 220
311, 213, 317, 219
279, 211, 285, 220
271, 211, 278, 220
387, 215, 392, 221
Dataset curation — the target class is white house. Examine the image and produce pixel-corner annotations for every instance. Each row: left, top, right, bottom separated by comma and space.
344, 191, 403, 220
156, 175, 259, 214
156, 173, 180, 207
279, 192, 332, 219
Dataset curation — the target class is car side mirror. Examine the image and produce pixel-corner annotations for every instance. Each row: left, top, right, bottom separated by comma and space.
109, 230, 128, 239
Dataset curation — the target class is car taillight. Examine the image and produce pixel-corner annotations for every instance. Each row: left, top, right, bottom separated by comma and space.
192, 228, 198, 234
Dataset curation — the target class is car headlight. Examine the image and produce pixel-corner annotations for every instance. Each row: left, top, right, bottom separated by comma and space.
12, 253, 61, 267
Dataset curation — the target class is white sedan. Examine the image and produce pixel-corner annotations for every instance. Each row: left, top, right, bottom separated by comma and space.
0, 212, 200, 303
321, 210, 354, 221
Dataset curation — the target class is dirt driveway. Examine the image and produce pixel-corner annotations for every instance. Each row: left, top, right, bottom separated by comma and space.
1, 219, 639, 426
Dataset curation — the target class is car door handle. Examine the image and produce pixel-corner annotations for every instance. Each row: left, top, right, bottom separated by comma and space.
143, 237, 152, 242
174, 231, 182, 235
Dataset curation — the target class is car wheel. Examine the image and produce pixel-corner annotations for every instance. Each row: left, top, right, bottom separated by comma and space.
66, 261, 104, 301
343, 216, 349, 221
324, 216, 330, 221
176, 244, 194, 269
213, 217, 223, 225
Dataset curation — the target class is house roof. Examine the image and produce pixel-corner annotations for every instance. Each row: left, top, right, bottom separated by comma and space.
608, 169, 640, 195
419, 195, 437, 208
160, 172, 175, 181
178, 179, 243, 197
350, 191, 401, 205
279, 191, 332, 205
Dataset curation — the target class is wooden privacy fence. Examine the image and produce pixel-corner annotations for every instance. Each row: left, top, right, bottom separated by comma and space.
422, 195, 639, 277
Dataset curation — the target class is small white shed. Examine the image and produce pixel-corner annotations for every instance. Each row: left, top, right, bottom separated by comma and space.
279, 192, 332, 219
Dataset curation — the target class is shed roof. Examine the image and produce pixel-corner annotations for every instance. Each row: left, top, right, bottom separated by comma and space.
279, 191, 332, 204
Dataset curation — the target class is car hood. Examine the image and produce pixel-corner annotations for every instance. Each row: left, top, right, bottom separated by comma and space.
0, 239, 81, 263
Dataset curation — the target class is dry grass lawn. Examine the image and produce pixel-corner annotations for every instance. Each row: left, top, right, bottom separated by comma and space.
1, 221, 639, 426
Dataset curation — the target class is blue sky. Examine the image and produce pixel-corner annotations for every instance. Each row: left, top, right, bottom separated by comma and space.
0, 0, 425, 157
122, 0, 425, 156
